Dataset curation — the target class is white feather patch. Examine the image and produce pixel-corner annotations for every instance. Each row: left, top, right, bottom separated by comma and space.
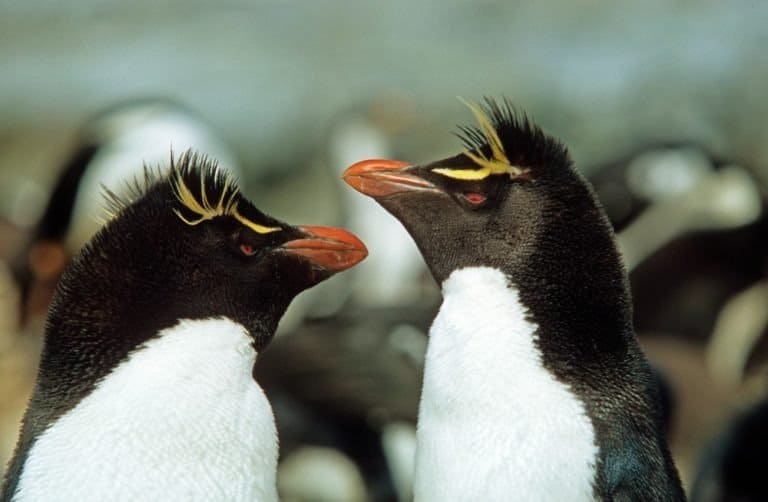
414, 267, 598, 501
14, 318, 278, 502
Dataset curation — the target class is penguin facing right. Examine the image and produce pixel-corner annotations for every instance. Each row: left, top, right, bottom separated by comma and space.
343, 98, 685, 500
10, 98, 241, 325
1, 151, 367, 501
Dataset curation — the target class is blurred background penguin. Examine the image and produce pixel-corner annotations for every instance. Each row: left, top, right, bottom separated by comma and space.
1, 2, 767, 501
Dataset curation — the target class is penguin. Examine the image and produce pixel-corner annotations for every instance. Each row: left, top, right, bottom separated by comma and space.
343, 98, 685, 500
10, 98, 241, 325
1, 150, 367, 501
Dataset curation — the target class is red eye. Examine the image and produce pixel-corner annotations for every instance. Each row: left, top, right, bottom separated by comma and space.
462, 192, 487, 205
240, 243, 257, 256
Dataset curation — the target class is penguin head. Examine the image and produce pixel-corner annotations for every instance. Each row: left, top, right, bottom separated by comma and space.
53, 150, 367, 351
11, 98, 243, 327
343, 98, 603, 284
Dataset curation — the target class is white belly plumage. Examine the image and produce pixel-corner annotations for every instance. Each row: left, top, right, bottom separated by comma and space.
14, 318, 278, 502
414, 267, 598, 502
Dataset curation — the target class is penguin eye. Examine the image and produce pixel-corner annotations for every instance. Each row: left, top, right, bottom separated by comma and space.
461, 192, 487, 205
239, 243, 257, 256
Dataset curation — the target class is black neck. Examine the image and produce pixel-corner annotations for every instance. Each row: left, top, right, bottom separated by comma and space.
508, 179, 635, 377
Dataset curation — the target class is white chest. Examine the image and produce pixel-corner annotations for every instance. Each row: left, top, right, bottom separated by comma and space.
14, 318, 278, 502
414, 267, 598, 502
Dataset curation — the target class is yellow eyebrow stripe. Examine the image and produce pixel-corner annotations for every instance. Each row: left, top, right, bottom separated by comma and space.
171, 170, 281, 234
430, 98, 529, 181
232, 202, 281, 234
431, 165, 495, 180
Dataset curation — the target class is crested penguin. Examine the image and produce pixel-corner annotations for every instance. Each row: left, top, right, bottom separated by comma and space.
1, 151, 367, 501
10, 98, 241, 325
343, 98, 685, 500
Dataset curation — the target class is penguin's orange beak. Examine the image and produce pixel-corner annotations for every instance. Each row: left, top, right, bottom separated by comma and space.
343, 159, 437, 198
281, 225, 367, 273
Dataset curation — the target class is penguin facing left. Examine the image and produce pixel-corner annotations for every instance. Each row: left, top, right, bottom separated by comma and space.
0, 151, 367, 501
344, 98, 685, 501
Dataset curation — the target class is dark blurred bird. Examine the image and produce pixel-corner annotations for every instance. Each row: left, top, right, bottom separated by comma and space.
1, 152, 367, 501
691, 396, 768, 502
344, 98, 685, 500
256, 301, 434, 501
588, 142, 748, 232
10, 98, 240, 325
586, 142, 768, 395
587, 143, 765, 345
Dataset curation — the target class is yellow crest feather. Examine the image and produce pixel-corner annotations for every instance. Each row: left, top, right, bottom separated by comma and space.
171, 170, 281, 234
431, 98, 530, 181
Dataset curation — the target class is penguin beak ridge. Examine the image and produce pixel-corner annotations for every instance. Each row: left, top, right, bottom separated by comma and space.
343, 159, 437, 198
